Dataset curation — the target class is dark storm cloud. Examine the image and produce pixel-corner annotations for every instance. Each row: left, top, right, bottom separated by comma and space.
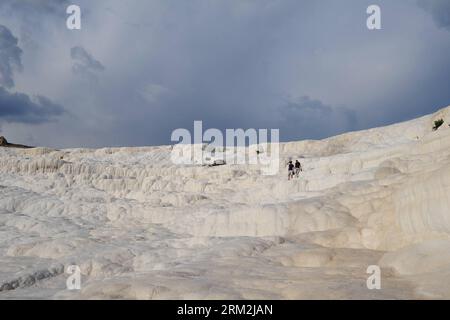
1, 0, 450, 148
59, 0, 450, 147
0, 24, 65, 125
0, 87, 65, 124
0, 0, 69, 16
0, 0, 71, 52
0, 25, 23, 88
280, 97, 358, 141
71, 46, 105, 80
418, 0, 450, 29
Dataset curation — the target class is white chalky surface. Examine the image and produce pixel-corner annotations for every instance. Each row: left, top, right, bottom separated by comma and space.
1, 106, 450, 299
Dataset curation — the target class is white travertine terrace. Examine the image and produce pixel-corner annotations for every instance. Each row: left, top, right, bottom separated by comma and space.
1, 106, 450, 299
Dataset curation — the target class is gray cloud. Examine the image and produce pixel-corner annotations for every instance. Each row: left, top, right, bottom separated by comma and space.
0, 0, 69, 13
71, 46, 105, 80
418, 0, 450, 29
0, 87, 64, 124
0, 1, 71, 54
279, 96, 358, 141
0, 1, 449, 148
0, 0, 70, 24
0, 25, 23, 88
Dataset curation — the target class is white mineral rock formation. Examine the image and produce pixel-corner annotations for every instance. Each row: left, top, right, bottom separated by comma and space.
1, 106, 450, 299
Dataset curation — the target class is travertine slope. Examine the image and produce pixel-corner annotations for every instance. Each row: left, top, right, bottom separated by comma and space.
1, 106, 450, 299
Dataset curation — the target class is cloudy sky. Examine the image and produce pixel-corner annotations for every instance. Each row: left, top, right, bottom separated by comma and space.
0, 0, 449, 148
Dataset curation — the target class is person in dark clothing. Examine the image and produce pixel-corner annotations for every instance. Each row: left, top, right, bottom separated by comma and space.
295, 160, 302, 178
287, 161, 294, 180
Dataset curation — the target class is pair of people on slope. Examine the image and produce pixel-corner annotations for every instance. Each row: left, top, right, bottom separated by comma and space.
287, 160, 302, 180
